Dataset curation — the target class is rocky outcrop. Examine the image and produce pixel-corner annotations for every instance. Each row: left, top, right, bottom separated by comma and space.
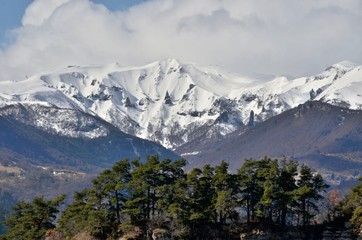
152, 228, 171, 240
118, 226, 143, 240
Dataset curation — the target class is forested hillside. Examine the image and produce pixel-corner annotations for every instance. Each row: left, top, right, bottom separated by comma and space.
3, 155, 350, 240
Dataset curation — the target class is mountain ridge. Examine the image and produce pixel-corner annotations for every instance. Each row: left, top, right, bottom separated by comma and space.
0, 103, 180, 201
1, 58, 361, 149
177, 100, 362, 187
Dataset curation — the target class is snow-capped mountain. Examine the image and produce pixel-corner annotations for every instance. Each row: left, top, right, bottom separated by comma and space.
177, 101, 362, 187
0, 104, 179, 167
0, 103, 109, 139
0, 59, 361, 149
0, 103, 180, 203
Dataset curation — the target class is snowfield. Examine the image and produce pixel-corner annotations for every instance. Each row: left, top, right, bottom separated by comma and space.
1, 59, 361, 148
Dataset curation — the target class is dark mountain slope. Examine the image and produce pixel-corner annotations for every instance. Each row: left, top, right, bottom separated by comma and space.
0, 104, 179, 168
178, 101, 362, 182
0, 104, 180, 200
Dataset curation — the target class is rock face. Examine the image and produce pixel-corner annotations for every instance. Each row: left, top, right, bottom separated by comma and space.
152, 228, 171, 240
118, 226, 143, 240
248, 110, 255, 127
1, 59, 362, 149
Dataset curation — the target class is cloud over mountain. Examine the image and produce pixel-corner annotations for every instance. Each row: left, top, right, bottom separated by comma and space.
0, 0, 361, 81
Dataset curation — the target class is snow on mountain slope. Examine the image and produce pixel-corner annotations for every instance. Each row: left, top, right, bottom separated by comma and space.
0, 103, 180, 167
0, 104, 109, 138
177, 101, 362, 187
0, 103, 180, 203
0, 59, 361, 148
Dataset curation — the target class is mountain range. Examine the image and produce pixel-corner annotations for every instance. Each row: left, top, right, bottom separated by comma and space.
1, 59, 361, 149
1, 58, 362, 199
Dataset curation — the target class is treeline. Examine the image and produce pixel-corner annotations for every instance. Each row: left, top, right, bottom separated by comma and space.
2, 155, 360, 239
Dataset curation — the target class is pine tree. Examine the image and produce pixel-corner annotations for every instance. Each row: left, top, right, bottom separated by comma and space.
277, 159, 298, 227
3, 195, 65, 240
293, 164, 328, 227
157, 159, 186, 217
58, 190, 91, 238
124, 156, 186, 223
124, 156, 162, 222
58, 159, 131, 239
237, 158, 270, 223
213, 160, 238, 224
93, 159, 131, 225
259, 159, 280, 225
342, 179, 362, 229
183, 165, 216, 238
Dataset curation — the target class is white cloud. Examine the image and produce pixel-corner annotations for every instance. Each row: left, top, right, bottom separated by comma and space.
0, 0, 361, 81
22, 0, 71, 26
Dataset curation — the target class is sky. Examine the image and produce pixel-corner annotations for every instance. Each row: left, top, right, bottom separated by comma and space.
0, 0, 361, 81
0, 0, 144, 45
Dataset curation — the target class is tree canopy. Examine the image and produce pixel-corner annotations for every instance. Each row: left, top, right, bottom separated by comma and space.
1, 194, 65, 240
1, 156, 332, 239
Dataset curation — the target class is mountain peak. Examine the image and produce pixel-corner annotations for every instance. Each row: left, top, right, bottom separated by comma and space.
327, 60, 358, 71
157, 58, 183, 70
1, 59, 362, 149
161, 58, 181, 64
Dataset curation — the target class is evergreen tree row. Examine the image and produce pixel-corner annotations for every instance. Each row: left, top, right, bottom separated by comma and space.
1, 156, 332, 239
